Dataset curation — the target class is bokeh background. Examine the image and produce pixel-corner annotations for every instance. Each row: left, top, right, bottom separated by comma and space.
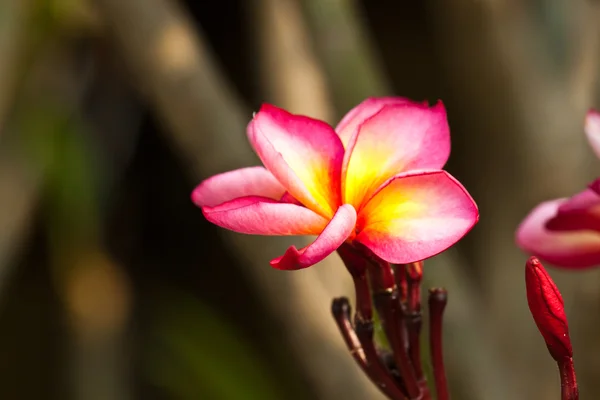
1, 1, 600, 399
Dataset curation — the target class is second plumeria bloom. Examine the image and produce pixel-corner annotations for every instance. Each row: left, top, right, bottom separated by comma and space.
517, 110, 600, 268
193, 97, 479, 270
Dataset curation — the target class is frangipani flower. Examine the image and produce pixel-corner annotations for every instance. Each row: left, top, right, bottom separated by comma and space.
517, 110, 600, 268
192, 97, 478, 270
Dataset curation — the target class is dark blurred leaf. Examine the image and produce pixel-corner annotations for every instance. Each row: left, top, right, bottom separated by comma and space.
19, 105, 99, 247
146, 291, 287, 400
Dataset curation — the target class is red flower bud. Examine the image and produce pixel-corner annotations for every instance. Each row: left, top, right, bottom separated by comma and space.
525, 256, 572, 361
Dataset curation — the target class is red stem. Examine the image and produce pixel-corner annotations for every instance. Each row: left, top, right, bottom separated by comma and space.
332, 297, 407, 399
337, 244, 372, 320
371, 260, 421, 399
405, 262, 428, 397
429, 288, 449, 400
331, 297, 368, 371
337, 245, 407, 399
355, 319, 408, 400
393, 264, 408, 303
558, 357, 579, 400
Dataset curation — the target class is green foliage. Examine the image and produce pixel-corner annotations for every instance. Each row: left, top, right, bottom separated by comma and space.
19, 105, 99, 246
145, 292, 288, 400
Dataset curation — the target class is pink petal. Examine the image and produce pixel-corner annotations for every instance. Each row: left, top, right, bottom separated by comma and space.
342, 101, 451, 210
335, 97, 417, 147
202, 196, 328, 235
279, 192, 303, 206
545, 187, 600, 232
589, 178, 600, 195
355, 170, 478, 264
192, 166, 285, 207
248, 104, 344, 218
517, 199, 600, 268
271, 204, 357, 270
585, 109, 600, 159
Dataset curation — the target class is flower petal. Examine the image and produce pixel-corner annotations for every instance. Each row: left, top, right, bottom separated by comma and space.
192, 166, 285, 207
271, 204, 357, 270
355, 170, 478, 264
342, 102, 451, 210
248, 104, 344, 218
585, 109, 600, 159
202, 196, 328, 235
516, 199, 600, 268
279, 192, 303, 205
335, 97, 416, 147
545, 187, 600, 232
589, 178, 600, 195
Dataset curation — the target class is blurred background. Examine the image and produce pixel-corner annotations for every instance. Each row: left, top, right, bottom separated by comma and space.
1, 0, 600, 399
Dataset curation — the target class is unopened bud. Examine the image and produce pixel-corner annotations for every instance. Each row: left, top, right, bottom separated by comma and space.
525, 257, 572, 361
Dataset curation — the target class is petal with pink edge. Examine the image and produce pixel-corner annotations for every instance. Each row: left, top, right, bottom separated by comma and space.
335, 97, 416, 147
589, 178, 600, 195
516, 199, 600, 268
202, 196, 328, 235
271, 204, 357, 270
355, 170, 478, 264
342, 102, 451, 210
279, 192, 303, 206
585, 109, 600, 159
545, 187, 600, 232
248, 104, 344, 218
192, 166, 285, 207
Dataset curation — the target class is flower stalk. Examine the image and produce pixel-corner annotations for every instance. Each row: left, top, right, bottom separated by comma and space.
335, 244, 407, 399
428, 288, 449, 400
334, 244, 455, 400
405, 262, 427, 394
558, 357, 578, 400
370, 259, 420, 399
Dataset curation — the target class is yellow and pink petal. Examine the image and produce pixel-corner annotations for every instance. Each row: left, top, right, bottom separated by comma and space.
335, 97, 416, 147
341, 101, 451, 210
354, 170, 478, 264
271, 204, 357, 270
202, 196, 328, 236
516, 199, 600, 268
247, 104, 344, 218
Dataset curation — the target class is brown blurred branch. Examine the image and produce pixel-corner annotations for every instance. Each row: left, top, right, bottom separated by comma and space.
567, 1, 600, 111
0, 0, 35, 280
92, 0, 252, 178
90, 0, 383, 398
251, 0, 335, 121
299, 0, 390, 115
0, 0, 31, 131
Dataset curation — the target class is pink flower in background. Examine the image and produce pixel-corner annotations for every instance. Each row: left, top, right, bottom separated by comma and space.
192, 97, 478, 270
517, 110, 600, 268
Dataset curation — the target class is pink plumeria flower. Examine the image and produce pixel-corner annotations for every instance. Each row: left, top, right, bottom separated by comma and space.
192, 97, 479, 270
517, 110, 600, 268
